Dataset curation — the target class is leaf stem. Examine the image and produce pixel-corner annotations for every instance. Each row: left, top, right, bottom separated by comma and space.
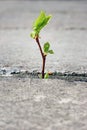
42, 55, 46, 79
36, 37, 46, 78
36, 37, 44, 58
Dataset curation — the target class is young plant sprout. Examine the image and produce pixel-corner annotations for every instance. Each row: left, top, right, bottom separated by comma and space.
30, 11, 54, 79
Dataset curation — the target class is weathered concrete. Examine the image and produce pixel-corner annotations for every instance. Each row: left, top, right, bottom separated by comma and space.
0, 77, 87, 130
0, 1, 87, 130
0, 0, 87, 73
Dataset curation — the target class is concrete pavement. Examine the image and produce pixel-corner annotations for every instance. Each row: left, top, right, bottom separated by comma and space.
0, 77, 87, 130
0, 0, 87, 73
0, 0, 87, 130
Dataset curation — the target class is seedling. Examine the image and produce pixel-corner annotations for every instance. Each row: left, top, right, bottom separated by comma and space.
30, 11, 54, 79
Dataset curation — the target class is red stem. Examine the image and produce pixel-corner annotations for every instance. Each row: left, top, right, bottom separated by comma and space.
42, 55, 46, 78
36, 37, 46, 78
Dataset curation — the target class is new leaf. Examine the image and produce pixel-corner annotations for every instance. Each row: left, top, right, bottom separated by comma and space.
44, 42, 54, 55
44, 42, 50, 53
30, 11, 52, 38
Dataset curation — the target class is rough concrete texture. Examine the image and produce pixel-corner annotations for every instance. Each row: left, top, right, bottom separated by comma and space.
0, 77, 87, 130
0, 0, 87, 73
0, 1, 87, 130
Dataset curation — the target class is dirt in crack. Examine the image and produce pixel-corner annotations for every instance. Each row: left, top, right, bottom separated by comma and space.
0, 67, 87, 82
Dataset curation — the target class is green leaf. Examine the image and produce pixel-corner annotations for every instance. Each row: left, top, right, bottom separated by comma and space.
44, 73, 49, 79
48, 50, 54, 54
43, 42, 54, 55
44, 42, 50, 53
31, 11, 52, 38
30, 31, 38, 39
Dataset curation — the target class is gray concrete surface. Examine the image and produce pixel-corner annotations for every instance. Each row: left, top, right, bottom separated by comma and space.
0, 1, 87, 130
0, 77, 87, 130
0, 0, 87, 73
